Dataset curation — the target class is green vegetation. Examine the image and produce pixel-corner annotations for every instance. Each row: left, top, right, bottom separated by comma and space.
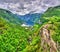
0, 6, 60, 52
40, 6, 60, 44
0, 9, 41, 52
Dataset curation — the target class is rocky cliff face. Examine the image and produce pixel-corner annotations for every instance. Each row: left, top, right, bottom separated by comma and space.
40, 24, 57, 52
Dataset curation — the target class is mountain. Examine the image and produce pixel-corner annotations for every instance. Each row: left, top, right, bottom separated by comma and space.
0, 5, 60, 52
0, 8, 41, 52
37, 6, 60, 52
0, 8, 41, 26
0, 8, 23, 25
43, 6, 60, 17
40, 5, 60, 46
40, 6, 60, 23
16, 13, 41, 25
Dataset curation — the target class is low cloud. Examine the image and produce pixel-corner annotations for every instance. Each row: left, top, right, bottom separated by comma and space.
0, 0, 60, 15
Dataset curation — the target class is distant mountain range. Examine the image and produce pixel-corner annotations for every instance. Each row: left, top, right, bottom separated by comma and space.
0, 8, 41, 26
0, 8, 23, 25
15, 13, 41, 25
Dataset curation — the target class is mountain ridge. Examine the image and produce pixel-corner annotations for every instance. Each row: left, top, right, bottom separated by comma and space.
0, 8, 23, 25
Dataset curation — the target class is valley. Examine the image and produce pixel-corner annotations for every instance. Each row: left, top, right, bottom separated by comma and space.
0, 6, 60, 52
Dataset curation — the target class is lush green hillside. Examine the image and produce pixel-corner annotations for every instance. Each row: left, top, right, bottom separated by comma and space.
38, 6, 60, 52
0, 9, 40, 52
40, 6, 60, 22
0, 8, 23, 25
0, 6, 60, 52
41, 6, 60, 44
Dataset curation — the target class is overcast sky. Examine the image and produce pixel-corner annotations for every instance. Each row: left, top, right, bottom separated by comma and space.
0, 0, 60, 15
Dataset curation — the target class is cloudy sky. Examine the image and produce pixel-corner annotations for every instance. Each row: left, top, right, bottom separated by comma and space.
0, 0, 60, 15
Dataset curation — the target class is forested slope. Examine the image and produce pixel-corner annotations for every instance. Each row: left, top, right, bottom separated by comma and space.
40, 6, 60, 52
40, 6, 60, 43
0, 8, 40, 52
0, 6, 60, 52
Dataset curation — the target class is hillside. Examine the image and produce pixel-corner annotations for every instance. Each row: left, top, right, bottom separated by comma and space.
0, 8, 40, 52
0, 6, 60, 52
41, 6, 60, 42
40, 6, 60, 23
40, 6, 60, 52
0, 8, 23, 25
